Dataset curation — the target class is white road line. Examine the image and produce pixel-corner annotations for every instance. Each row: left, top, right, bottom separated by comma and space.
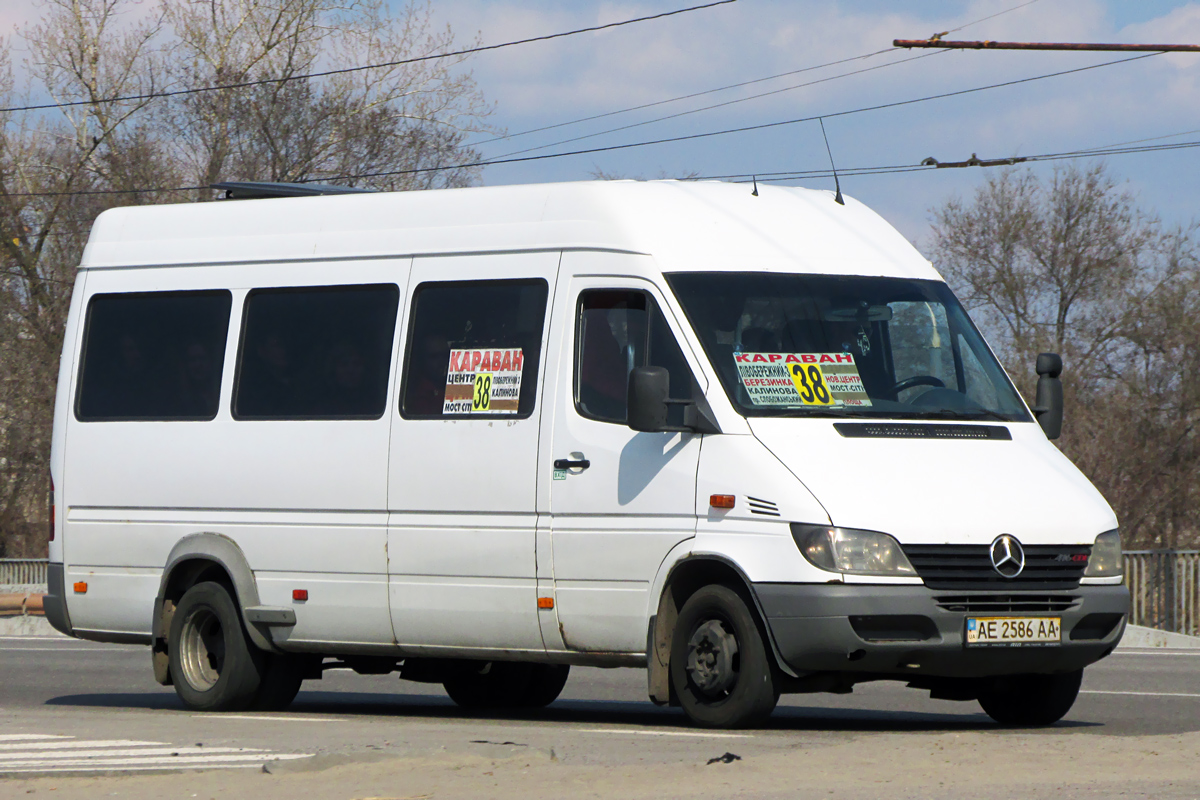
191, 714, 344, 722
0, 735, 313, 775
0, 739, 164, 751
1113, 650, 1200, 656
1081, 690, 1200, 698
0, 753, 311, 768
0, 746, 263, 759
2, 647, 139, 652
575, 728, 752, 739
0, 764, 263, 774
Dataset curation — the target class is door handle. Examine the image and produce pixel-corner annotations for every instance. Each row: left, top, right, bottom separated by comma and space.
554, 457, 590, 471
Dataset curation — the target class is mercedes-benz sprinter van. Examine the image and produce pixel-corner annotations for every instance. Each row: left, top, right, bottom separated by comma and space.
44, 180, 1128, 728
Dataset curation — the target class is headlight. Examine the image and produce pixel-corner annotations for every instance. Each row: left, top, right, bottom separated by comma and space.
790, 523, 917, 576
1084, 529, 1123, 577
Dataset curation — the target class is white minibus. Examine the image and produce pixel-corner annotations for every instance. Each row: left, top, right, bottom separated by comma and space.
45, 180, 1128, 728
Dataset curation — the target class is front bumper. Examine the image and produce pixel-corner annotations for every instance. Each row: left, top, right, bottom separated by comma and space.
755, 582, 1128, 678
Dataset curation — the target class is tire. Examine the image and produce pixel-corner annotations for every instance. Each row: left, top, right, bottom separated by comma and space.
443, 661, 532, 708
249, 654, 306, 711
168, 581, 265, 711
669, 584, 778, 729
519, 664, 570, 708
978, 670, 1083, 726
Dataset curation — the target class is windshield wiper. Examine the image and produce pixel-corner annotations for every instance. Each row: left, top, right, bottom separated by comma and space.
911, 408, 1015, 423
769, 408, 876, 419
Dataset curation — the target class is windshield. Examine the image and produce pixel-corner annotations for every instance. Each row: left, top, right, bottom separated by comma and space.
665, 272, 1031, 422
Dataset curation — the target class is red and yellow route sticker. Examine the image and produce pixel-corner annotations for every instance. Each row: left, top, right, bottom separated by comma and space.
734, 352, 872, 407
443, 348, 524, 414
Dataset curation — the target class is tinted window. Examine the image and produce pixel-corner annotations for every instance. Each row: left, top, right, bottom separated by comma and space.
575, 290, 693, 425
234, 285, 400, 419
401, 279, 548, 419
76, 291, 232, 421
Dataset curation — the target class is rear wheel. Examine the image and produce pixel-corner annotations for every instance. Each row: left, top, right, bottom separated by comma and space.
670, 584, 778, 728
520, 664, 570, 707
443, 661, 532, 708
978, 670, 1082, 726
168, 581, 265, 711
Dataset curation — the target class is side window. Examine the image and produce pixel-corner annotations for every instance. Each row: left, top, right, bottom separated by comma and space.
575, 289, 693, 425
400, 279, 549, 419
76, 290, 232, 421
234, 284, 400, 420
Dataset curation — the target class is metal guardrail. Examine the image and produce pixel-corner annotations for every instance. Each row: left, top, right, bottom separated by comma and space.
4, 553, 1199, 635
1124, 551, 1200, 637
0, 558, 48, 590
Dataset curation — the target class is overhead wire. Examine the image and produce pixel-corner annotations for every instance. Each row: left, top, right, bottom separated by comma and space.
690, 138, 1200, 184
485, 48, 952, 161
0, 0, 737, 114
474, 0, 1046, 149
468, 47, 898, 147
5, 51, 1169, 197
327, 50, 1163, 183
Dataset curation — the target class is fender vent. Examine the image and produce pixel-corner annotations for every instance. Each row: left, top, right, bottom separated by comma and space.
834, 423, 1011, 440
747, 496, 780, 517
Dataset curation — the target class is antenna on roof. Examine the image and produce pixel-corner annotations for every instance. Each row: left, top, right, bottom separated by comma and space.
818, 118, 845, 206
751, 175, 759, 196
211, 181, 377, 200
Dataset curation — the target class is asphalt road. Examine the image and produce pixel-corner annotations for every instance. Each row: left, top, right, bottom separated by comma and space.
2, 635, 1199, 798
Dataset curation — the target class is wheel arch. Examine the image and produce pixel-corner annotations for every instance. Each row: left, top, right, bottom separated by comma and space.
647, 553, 798, 705
152, 533, 273, 684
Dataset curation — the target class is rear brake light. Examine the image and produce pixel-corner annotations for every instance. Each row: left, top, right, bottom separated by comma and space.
48, 475, 55, 542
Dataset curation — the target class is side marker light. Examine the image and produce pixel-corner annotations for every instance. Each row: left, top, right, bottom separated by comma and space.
710, 494, 736, 509
73, 582, 87, 594
292, 589, 308, 602
537, 597, 554, 609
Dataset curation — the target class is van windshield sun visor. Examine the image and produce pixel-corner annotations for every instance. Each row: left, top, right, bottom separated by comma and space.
665, 272, 1031, 423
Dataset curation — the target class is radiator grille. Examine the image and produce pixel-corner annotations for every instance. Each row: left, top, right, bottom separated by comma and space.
935, 594, 1081, 613
902, 544, 1091, 590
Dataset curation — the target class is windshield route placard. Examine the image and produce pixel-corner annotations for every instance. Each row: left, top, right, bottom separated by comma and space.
734, 352, 872, 407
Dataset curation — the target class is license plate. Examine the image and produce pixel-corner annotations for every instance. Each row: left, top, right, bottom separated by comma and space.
965, 617, 1061, 646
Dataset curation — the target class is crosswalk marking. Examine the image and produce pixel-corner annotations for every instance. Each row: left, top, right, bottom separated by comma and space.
0, 733, 311, 775
0, 739, 164, 751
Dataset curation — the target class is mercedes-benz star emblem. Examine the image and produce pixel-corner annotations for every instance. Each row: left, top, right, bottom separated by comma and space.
990, 534, 1025, 578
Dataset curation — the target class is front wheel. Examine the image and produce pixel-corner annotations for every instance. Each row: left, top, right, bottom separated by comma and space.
669, 585, 778, 728
978, 670, 1082, 726
168, 581, 265, 711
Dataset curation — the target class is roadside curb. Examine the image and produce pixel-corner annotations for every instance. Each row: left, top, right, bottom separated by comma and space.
1118, 624, 1200, 649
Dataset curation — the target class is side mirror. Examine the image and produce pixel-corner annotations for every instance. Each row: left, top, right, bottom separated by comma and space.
628, 366, 670, 432
1033, 352, 1063, 440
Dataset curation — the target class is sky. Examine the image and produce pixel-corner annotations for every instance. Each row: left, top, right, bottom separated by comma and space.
5, 0, 1200, 253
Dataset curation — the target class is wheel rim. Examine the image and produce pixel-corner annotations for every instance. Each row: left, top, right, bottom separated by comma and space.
179, 607, 225, 691
685, 618, 740, 698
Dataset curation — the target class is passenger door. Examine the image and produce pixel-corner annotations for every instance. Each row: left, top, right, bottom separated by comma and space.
387, 253, 558, 653
540, 254, 704, 654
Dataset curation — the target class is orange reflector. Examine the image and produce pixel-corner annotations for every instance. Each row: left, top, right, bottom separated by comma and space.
292, 589, 308, 601
73, 581, 87, 594
537, 597, 554, 609
710, 494, 736, 509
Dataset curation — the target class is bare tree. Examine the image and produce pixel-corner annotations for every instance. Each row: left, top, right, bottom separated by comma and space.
931, 163, 1200, 548
0, 0, 493, 555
